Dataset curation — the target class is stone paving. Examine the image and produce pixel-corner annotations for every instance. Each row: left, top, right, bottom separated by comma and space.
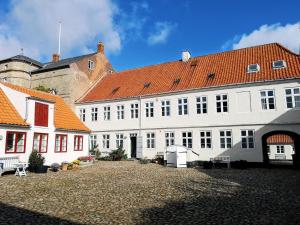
0, 161, 299, 225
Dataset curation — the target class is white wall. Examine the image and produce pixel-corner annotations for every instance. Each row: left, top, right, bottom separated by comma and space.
76, 80, 300, 162
268, 144, 294, 160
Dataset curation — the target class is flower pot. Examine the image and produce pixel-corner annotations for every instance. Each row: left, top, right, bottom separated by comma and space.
35, 166, 48, 173
62, 163, 68, 171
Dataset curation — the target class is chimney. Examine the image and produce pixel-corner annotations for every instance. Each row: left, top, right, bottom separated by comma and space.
52, 53, 60, 62
182, 51, 191, 63
97, 42, 104, 54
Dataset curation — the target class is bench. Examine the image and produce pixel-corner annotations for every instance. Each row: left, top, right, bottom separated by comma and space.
210, 156, 231, 168
0, 156, 20, 176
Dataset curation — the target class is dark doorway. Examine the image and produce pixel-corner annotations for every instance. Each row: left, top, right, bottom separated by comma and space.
262, 130, 300, 168
131, 136, 137, 158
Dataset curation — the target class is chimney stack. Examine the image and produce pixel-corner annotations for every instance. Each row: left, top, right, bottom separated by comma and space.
52, 53, 60, 62
97, 42, 104, 54
182, 51, 191, 63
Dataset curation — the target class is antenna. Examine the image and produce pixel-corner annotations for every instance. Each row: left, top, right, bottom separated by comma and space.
58, 21, 62, 55
20, 48, 24, 55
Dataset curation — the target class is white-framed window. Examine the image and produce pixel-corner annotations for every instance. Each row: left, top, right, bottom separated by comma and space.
247, 64, 260, 73
145, 102, 154, 117
90, 135, 97, 149
216, 94, 228, 113
116, 133, 124, 148
178, 98, 188, 115
161, 100, 171, 116
91, 107, 98, 121
104, 106, 111, 121
220, 130, 232, 149
196, 96, 207, 114
79, 108, 86, 122
272, 60, 286, 69
200, 131, 211, 149
260, 90, 275, 110
276, 145, 285, 154
241, 130, 255, 149
285, 88, 300, 109
88, 59, 95, 70
102, 134, 110, 149
117, 105, 124, 120
146, 133, 155, 148
182, 132, 192, 148
165, 132, 175, 147
131, 103, 139, 119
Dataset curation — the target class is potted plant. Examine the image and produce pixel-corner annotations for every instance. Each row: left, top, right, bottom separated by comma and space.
67, 162, 73, 170
72, 160, 80, 169
61, 161, 68, 171
50, 163, 60, 172
28, 150, 47, 173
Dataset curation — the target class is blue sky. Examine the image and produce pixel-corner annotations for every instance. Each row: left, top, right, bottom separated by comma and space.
0, 0, 299, 71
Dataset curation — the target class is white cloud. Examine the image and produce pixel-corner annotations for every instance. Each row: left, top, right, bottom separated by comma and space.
0, 0, 121, 60
223, 22, 300, 53
147, 22, 177, 45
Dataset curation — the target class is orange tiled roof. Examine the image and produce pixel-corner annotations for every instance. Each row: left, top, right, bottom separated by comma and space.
1, 82, 90, 132
79, 43, 300, 103
0, 88, 28, 127
267, 134, 294, 144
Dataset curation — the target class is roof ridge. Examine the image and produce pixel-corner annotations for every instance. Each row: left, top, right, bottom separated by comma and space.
43, 52, 97, 66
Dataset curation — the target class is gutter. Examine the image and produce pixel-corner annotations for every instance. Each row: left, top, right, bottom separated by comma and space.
76, 77, 300, 105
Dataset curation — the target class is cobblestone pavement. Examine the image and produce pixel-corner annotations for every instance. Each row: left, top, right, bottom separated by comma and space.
0, 161, 299, 225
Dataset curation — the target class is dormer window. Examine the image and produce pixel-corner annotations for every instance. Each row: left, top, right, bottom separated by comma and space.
35, 102, 49, 127
247, 64, 260, 73
272, 60, 286, 69
88, 60, 95, 70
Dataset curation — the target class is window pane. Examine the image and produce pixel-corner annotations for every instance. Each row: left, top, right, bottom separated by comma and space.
6, 133, 15, 152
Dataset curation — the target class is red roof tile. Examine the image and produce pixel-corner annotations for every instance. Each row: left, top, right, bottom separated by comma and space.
79, 43, 300, 103
0, 88, 28, 127
267, 134, 294, 144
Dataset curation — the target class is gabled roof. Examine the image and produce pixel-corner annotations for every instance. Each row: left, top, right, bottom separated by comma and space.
32, 53, 96, 74
0, 82, 90, 132
79, 43, 300, 103
0, 55, 43, 67
0, 88, 28, 127
267, 134, 294, 144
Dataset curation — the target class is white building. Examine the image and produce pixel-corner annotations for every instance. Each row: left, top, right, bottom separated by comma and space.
267, 134, 294, 160
76, 43, 300, 166
0, 82, 90, 165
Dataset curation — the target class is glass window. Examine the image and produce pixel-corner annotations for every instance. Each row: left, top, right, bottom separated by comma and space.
90, 135, 97, 149
247, 64, 260, 73
276, 145, 285, 154
285, 88, 300, 109
260, 90, 275, 110
104, 106, 111, 121
161, 100, 171, 116
5, 132, 26, 153
116, 134, 124, 148
55, 134, 67, 152
200, 131, 211, 148
182, 132, 192, 148
74, 135, 83, 151
117, 105, 125, 120
146, 133, 155, 148
216, 94, 228, 113
165, 132, 175, 147
102, 134, 110, 149
131, 103, 139, 119
220, 130, 232, 149
241, 130, 255, 149
145, 102, 154, 117
79, 108, 86, 122
33, 133, 48, 153
272, 60, 286, 69
88, 60, 95, 70
196, 96, 207, 114
178, 98, 188, 115
91, 107, 98, 121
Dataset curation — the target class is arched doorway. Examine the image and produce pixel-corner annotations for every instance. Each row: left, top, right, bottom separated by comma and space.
262, 131, 300, 168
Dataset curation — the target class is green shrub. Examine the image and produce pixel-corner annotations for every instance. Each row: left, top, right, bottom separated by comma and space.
139, 158, 149, 164
29, 150, 45, 172
109, 147, 127, 161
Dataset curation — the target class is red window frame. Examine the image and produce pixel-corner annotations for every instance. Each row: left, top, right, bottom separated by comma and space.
33, 133, 49, 153
74, 135, 83, 151
35, 102, 49, 127
55, 134, 68, 153
5, 131, 27, 154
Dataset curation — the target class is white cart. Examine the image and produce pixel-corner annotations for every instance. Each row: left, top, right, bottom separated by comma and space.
166, 145, 187, 168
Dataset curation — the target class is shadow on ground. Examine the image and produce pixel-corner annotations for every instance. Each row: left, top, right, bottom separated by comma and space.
0, 202, 82, 225
136, 168, 300, 225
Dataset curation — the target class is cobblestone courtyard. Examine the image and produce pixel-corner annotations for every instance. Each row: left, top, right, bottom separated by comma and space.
0, 161, 299, 225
